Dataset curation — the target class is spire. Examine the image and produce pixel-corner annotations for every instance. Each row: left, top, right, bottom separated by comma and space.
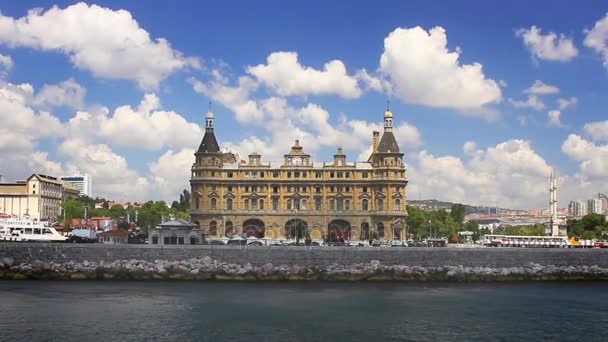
205, 102, 214, 131
384, 103, 393, 133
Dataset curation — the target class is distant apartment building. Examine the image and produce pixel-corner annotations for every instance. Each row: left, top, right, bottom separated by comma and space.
587, 198, 605, 215
60, 171, 92, 197
568, 200, 588, 218
0, 174, 64, 221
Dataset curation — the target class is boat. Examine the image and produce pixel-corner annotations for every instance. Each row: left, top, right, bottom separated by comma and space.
0, 216, 67, 242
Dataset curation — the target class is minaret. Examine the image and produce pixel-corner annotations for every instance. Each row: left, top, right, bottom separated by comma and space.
549, 170, 560, 236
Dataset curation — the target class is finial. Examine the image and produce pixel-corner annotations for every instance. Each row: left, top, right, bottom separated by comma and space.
386, 99, 390, 111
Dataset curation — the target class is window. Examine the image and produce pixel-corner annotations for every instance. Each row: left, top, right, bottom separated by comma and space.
345, 172, 350, 178
330, 187, 335, 192
211, 198, 217, 210
272, 198, 279, 211
377, 199, 384, 211
244, 199, 249, 210
252, 199, 258, 210
362, 187, 368, 193
287, 199, 292, 210
253, 171, 258, 178
259, 199, 264, 210
315, 172, 322, 178
209, 221, 217, 236
195, 198, 200, 209
395, 199, 401, 211
252, 186, 258, 192
362, 172, 368, 178
362, 199, 369, 211
345, 200, 350, 210
377, 223, 385, 238
273, 186, 279, 193
329, 199, 335, 210
295, 172, 300, 178
228, 172, 233, 178
228, 186, 233, 192
226, 198, 233, 211
294, 198, 301, 210
225, 221, 234, 237
287, 172, 292, 178
261, 172, 265, 178
152, 236, 158, 244
315, 187, 321, 193
330, 172, 335, 178
337, 172, 343, 178
301, 199, 307, 210
337, 198, 344, 211
315, 198, 322, 211
345, 187, 350, 192
302, 187, 307, 193
273, 171, 279, 178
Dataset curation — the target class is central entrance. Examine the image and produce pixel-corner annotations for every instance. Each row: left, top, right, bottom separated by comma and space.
242, 219, 265, 238
328, 219, 351, 242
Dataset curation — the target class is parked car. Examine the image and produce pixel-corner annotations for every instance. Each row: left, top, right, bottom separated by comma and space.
390, 240, 408, 247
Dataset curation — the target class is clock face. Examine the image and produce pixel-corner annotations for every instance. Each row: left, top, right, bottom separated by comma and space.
293, 157, 302, 166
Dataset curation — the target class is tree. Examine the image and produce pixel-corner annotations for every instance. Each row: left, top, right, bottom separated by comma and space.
450, 203, 465, 225
464, 220, 480, 241
109, 205, 126, 219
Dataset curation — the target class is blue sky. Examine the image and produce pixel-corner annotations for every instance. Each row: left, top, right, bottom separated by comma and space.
0, 1, 607, 209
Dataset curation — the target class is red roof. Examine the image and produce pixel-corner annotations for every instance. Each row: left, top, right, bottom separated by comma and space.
98, 229, 129, 236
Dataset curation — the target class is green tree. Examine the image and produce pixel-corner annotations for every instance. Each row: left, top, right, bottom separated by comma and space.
109, 205, 126, 219
450, 203, 466, 224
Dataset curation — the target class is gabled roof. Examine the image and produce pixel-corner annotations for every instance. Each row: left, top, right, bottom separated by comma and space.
377, 131, 400, 153
98, 229, 129, 236
197, 131, 220, 153
157, 218, 199, 228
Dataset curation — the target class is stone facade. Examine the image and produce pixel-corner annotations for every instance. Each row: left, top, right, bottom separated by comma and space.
190, 108, 408, 241
148, 219, 203, 245
0, 174, 64, 221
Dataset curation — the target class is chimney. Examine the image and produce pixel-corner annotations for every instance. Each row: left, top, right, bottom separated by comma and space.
372, 131, 380, 153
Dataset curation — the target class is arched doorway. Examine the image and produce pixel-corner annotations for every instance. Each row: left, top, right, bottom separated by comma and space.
242, 219, 265, 238
328, 219, 351, 242
285, 218, 308, 243
209, 220, 217, 236
377, 223, 385, 239
360, 222, 370, 241
225, 221, 234, 237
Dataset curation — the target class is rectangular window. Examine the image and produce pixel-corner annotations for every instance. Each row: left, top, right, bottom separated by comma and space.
228, 186, 233, 192
260, 172, 265, 178
337, 172, 343, 178
228, 172, 233, 178
315, 172, 322, 178
345, 187, 350, 192
252, 200, 257, 210
330, 172, 335, 178
345, 172, 350, 178
330, 187, 335, 192
253, 186, 258, 192
315, 198, 322, 211
253, 171, 258, 178
273, 186, 278, 193
294, 171, 300, 178
362, 172, 368, 178
272, 198, 279, 211
315, 187, 321, 193
362, 187, 367, 193
273, 171, 279, 178
287, 172, 292, 178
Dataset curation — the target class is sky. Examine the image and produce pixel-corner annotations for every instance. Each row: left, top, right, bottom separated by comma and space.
0, 1, 607, 209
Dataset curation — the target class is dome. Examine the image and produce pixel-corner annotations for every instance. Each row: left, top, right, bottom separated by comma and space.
206, 110, 215, 119
384, 109, 393, 118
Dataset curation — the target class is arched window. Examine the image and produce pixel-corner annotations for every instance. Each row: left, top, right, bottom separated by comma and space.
259, 199, 264, 210
195, 198, 200, 209
377, 198, 384, 211
337, 198, 344, 211
209, 221, 217, 236
272, 198, 279, 211
301, 199, 307, 210
395, 199, 401, 211
211, 198, 217, 210
362, 199, 369, 211
345, 199, 350, 210
225, 221, 234, 237
226, 198, 233, 211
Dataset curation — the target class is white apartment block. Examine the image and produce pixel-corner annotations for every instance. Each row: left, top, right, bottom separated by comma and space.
60, 171, 92, 197
587, 198, 605, 215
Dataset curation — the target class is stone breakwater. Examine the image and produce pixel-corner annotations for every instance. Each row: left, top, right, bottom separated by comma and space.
2, 256, 608, 281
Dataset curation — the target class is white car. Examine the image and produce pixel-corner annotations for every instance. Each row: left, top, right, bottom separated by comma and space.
390, 240, 408, 247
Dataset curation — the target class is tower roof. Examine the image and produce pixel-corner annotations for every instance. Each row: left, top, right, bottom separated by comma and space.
377, 131, 400, 153
197, 131, 220, 153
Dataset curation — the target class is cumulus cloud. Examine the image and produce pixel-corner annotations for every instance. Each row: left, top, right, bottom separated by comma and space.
548, 109, 563, 127
524, 80, 560, 95
584, 120, 608, 141
0, 3, 199, 89
407, 139, 553, 208
509, 95, 546, 111
0, 53, 13, 74
562, 134, 608, 179
378, 26, 502, 118
584, 14, 608, 68
557, 96, 577, 110
66, 93, 203, 150
148, 148, 195, 202
247, 51, 362, 98
516, 26, 578, 62
32, 78, 86, 109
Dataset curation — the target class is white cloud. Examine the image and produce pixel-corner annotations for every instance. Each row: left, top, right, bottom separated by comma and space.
378, 26, 502, 117
557, 96, 577, 110
562, 134, 608, 179
463, 140, 479, 155
584, 14, 608, 68
584, 120, 608, 141
0, 53, 13, 74
509, 95, 545, 111
355, 69, 389, 92
148, 148, 194, 202
33, 78, 86, 109
516, 26, 578, 62
408, 139, 553, 208
548, 109, 563, 127
247, 51, 362, 98
66, 93, 203, 150
0, 3, 199, 89
58, 139, 150, 200
524, 80, 560, 95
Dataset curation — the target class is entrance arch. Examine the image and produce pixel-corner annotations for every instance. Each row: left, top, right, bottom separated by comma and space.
328, 219, 351, 242
225, 221, 234, 237
285, 219, 308, 242
242, 219, 265, 238
360, 222, 370, 241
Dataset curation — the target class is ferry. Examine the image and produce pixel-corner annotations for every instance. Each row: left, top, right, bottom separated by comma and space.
481, 234, 570, 248
0, 216, 67, 242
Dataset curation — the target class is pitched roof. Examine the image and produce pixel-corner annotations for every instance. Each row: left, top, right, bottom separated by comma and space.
157, 218, 199, 228
377, 131, 400, 153
197, 131, 220, 153
98, 229, 129, 236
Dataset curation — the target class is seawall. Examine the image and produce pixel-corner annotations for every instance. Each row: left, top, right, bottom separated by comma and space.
1, 243, 608, 281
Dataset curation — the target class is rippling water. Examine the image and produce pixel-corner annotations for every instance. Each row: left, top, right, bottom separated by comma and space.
1, 281, 607, 341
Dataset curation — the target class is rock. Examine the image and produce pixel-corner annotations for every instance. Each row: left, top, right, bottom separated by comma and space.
2, 258, 15, 268
370, 260, 380, 268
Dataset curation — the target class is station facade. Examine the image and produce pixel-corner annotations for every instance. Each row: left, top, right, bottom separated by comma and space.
190, 107, 408, 241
